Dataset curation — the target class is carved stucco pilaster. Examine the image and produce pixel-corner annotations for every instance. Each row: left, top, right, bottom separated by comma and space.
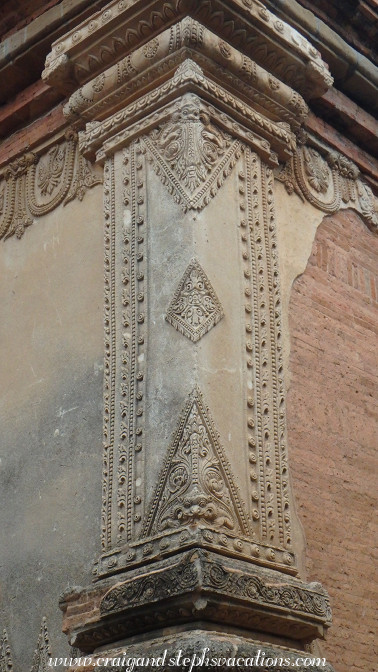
47, 2, 347, 663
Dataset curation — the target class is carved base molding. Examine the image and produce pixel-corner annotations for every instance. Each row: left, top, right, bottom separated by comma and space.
61, 550, 331, 653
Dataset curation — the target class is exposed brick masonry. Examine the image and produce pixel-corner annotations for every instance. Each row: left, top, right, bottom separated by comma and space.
288, 209, 378, 672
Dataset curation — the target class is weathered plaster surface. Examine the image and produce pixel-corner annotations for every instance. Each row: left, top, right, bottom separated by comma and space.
0, 184, 103, 666
274, 180, 328, 388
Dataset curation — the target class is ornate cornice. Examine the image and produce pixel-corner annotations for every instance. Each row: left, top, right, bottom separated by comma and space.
42, 0, 332, 101
78, 63, 295, 165
62, 18, 308, 132
61, 550, 331, 651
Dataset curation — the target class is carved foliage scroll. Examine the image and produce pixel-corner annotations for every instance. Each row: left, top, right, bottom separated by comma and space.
0, 133, 102, 241
143, 388, 250, 537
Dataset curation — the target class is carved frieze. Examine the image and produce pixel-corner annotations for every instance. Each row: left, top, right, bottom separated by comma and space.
63, 18, 308, 133
0, 132, 102, 241
99, 550, 331, 626
166, 260, 224, 342
42, 0, 332, 101
275, 143, 378, 232
63, 551, 331, 649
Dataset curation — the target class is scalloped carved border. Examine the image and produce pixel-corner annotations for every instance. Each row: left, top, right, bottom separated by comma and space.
0, 133, 102, 242
275, 144, 378, 233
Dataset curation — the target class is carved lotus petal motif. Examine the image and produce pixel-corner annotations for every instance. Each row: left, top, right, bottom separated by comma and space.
166, 259, 224, 343
303, 146, 330, 193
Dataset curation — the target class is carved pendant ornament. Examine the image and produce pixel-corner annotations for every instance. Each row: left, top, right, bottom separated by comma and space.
143, 387, 249, 537
141, 94, 242, 211
166, 259, 224, 342
0, 131, 102, 241
275, 143, 378, 232
0, 619, 51, 672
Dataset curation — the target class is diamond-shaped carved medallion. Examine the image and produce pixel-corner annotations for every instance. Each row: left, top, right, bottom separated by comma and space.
166, 259, 224, 343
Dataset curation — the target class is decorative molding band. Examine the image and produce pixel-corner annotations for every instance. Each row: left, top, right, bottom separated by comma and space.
101, 142, 147, 552
79, 61, 295, 165
64, 550, 331, 650
275, 143, 378, 233
240, 149, 292, 550
43, 0, 332, 101
0, 132, 102, 242
63, 18, 308, 132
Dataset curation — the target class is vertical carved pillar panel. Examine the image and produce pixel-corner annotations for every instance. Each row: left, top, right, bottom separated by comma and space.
47, 2, 339, 667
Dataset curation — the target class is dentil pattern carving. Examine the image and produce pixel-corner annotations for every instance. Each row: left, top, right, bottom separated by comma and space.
0, 132, 102, 241
143, 387, 250, 537
166, 259, 224, 342
141, 92, 242, 211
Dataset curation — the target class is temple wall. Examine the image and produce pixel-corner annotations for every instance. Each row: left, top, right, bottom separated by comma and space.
0, 185, 104, 665
0, 1, 376, 670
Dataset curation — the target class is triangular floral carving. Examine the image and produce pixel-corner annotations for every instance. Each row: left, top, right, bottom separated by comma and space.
142, 90, 242, 211
143, 387, 250, 537
0, 630, 13, 672
166, 259, 224, 342
30, 618, 51, 672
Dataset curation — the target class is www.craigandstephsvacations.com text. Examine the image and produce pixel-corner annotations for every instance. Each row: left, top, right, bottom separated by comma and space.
48, 648, 327, 670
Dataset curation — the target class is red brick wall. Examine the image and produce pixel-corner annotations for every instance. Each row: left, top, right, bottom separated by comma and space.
288, 209, 378, 671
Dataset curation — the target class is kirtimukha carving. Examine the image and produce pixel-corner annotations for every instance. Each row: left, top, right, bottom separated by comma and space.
141, 93, 242, 211
166, 259, 224, 342
0, 132, 102, 241
143, 388, 250, 537
0, 630, 13, 672
30, 618, 51, 672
